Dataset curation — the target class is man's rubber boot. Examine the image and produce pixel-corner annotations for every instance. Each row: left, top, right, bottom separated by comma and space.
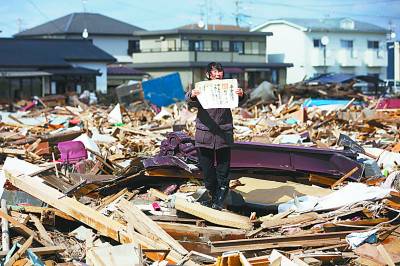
212, 186, 228, 211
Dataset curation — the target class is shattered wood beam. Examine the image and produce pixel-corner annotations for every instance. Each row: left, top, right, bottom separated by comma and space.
211, 231, 352, 253
4, 171, 130, 244
29, 214, 54, 245
157, 222, 246, 242
0, 210, 49, 247
4, 236, 33, 266
8, 205, 74, 221
0, 246, 65, 258
331, 167, 359, 189
1, 199, 9, 252
174, 198, 252, 230
117, 199, 188, 256
4, 170, 186, 264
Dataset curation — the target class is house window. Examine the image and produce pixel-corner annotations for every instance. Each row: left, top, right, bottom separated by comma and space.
230, 41, 244, 54
313, 39, 323, 48
128, 40, 140, 54
168, 39, 176, 51
340, 40, 353, 49
368, 40, 379, 49
189, 40, 204, 51
211, 40, 220, 51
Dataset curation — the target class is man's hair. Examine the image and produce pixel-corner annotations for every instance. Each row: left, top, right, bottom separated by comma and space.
206, 62, 224, 74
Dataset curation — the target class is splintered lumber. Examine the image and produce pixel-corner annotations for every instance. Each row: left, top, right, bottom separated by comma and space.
4, 167, 191, 264
117, 199, 188, 256
1, 199, 10, 252
8, 205, 74, 222
331, 167, 359, 189
4, 236, 33, 266
174, 198, 252, 230
148, 188, 169, 201
4, 170, 130, 244
248, 212, 320, 237
157, 222, 246, 242
211, 231, 351, 253
29, 214, 54, 245
0, 246, 66, 258
0, 210, 50, 247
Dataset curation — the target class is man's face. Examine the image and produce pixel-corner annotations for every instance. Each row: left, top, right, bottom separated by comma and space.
208, 68, 224, 80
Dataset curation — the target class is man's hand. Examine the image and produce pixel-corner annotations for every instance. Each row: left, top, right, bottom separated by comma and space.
191, 88, 200, 98
235, 87, 244, 97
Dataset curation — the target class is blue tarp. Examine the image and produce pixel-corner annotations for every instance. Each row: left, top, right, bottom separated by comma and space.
142, 72, 185, 107
303, 98, 362, 107
306, 73, 355, 84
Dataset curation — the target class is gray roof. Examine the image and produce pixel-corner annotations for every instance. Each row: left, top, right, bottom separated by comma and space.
133, 29, 271, 37
254, 18, 388, 33
15, 13, 145, 37
129, 62, 292, 69
0, 38, 115, 68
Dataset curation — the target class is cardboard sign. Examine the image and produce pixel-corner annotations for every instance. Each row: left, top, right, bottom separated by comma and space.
195, 79, 238, 109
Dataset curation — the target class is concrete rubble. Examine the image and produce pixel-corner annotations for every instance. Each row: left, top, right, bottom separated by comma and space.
0, 91, 399, 266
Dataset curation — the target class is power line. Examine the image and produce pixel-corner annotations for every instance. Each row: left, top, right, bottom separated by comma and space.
249, 0, 400, 20
26, 0, 64, 33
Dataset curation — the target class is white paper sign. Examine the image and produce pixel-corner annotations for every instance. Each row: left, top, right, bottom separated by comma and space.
195, 79, 238, 109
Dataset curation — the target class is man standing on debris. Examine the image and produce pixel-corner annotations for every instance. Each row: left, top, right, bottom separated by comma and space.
186, 62, 247, 210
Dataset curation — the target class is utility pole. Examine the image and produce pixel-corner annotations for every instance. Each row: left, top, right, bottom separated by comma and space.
233, 0, 251, 27
17, 18, 23, 32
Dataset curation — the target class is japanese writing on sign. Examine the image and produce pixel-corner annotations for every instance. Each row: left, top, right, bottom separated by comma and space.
195, 79, 238, 109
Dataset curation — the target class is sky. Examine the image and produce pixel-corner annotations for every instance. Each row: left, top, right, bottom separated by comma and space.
0, 0, 399, 39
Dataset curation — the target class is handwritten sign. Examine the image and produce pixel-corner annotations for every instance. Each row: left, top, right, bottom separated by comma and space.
195, 79, 238, 109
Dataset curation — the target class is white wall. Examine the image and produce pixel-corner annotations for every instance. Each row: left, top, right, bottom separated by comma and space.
306, 31, 387, 78
260, 24, 308, 83
256, 23, 387, 84
71, 62, 108, 94
92, 37, 132, 63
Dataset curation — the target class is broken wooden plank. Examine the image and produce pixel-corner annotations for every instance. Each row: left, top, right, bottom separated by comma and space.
4, 236, 33, 266
29, 215, 54, 245
8, 205, 74, 222
174, 198, 252, 230
0, 246, 65, 258
4, 170, 130, 244
157, 222, 246, 242
117, 198, 188, 256
0, 210, 49, 247
331, 167, 359, 189
1, 199, 10, 252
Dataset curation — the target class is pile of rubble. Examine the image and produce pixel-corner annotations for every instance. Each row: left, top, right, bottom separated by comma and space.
0, 95, 399, 265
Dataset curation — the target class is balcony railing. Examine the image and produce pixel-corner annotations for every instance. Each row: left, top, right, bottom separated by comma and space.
310, 48, 335, 67
364, 49, 387, 67
131, 50, 266, 64
337, 49, 362, 67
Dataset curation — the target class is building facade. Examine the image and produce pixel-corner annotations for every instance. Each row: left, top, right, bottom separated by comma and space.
252, 18, 388, 84
128, 26, 292, 90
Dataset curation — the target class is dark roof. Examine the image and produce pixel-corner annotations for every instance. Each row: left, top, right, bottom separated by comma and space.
0, 38, 115, 68
178, 24, 250, 31
133, 29, 271, 37
107, 66, 147, 76
253, 18, 388, 33
130, 62, 292, 69
14, 13, 145, 37
43, 66, 101, 76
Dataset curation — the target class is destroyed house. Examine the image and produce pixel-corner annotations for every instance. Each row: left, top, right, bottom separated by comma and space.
127, 24, 293, 90
0, 38, 115, 102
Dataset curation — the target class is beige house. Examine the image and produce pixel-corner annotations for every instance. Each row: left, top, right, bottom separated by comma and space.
129, 25, 292, 90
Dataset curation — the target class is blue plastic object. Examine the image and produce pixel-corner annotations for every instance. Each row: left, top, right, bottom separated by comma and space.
142, 72, 185, 107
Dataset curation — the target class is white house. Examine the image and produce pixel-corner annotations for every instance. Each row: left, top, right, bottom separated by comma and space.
252, 18, 389, 84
